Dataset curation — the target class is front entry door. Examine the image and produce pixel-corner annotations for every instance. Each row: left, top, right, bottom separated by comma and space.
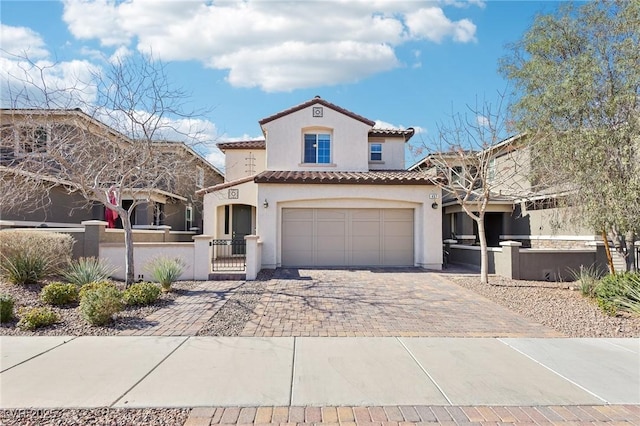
232, 204, 252, 254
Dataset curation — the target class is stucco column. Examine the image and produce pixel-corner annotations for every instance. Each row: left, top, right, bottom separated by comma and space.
82, 220, 108, 258
193, 235, 213, 280
157, 225, 171, 242
245, 235, 262, 281
498, 240, 522, 280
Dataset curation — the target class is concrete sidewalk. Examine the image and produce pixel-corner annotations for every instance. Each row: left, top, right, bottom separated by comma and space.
1, 336, 638, 409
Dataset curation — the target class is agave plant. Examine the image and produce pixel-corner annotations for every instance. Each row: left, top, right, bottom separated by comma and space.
144, 256, 186, 292
62, 257, 116, 286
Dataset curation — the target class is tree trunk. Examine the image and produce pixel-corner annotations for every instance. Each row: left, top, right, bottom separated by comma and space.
601, 229, 615, 275
625, 230, 636, 272
121, 213, 135, 286
477, 216, 489, 284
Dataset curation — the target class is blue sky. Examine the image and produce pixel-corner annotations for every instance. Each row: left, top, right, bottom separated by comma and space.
0, 0, 560, 169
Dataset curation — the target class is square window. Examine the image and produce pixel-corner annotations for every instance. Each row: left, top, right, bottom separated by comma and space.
369, 143, 382, 161
303, 133, 331, 164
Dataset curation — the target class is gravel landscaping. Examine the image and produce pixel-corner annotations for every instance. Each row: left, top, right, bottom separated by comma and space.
0, 281, 199, 336
448, 273, 640, 338
0, 408, 189, 426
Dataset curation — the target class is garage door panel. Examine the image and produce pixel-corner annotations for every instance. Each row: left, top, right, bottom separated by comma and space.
283, 209, 313, 220
316, 250, 347, 266
351, 209, 381, 220
316, 209, 347, 220
352, 236, 380, 251
384, 209, 414, 220
384, 249, 413, 265
384, 221, 413, 237
316, 222, 346, 236
352, 221, 381, 236
352, 251, 382, 266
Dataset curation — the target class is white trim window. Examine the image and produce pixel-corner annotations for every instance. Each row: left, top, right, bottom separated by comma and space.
185, 205, 193, 230
303, 133, 331, 164
17, 125, 49, 155
369, 143, 382, 161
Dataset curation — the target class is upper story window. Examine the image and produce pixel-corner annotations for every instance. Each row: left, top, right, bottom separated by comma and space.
369, 143, 382, 161
18, 126, 49, 155
196, 166, 204, 188
303, 133, 331, 164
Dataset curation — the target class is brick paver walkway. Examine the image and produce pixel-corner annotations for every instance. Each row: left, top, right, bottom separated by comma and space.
241, 268, 561, 337
184, 404, 640, 425
119, 281, 242, 336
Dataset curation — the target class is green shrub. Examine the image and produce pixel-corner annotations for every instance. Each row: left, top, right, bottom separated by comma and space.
122, 282, 161, 306
63, 257, 116, 286
40, 282, 79, 306
17, 307, 59, 330
0, 294, 15, 323
0, 230, 74, 284
570, 264, 604, 297
145, 256, 186, 292
595, 272, 640, 315
80, 285, 123, 326
614, 274, 640, 315
79, 281, 118, 300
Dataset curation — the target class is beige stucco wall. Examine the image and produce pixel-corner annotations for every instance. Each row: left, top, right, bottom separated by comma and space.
202, 180, 257, 236
257, 183, 442, 270
262, 105, 371, 171
224, 149, 266, 182
100, 242, 195, 281
368, 138, 405, 170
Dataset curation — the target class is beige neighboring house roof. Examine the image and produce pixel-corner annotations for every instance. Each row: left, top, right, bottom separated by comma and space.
259, 96, 376, 127
217, 139, 266, 151
196, 175, 255, 195
254, 170, 442, 185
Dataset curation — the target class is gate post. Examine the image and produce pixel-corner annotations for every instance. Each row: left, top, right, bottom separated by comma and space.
193, 235, 213, 280
245, 235, 262, 280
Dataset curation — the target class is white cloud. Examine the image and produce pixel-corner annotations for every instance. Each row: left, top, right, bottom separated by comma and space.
60, 0, 481, 92
405, 7, 477, 43
476, 115, 490, 127
206, 148, 226, 172
0, 24, 49, 59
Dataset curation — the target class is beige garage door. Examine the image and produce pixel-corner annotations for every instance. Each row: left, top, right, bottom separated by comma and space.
282, 208, 413, 267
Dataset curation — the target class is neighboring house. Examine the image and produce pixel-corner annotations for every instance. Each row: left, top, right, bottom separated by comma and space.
0, 109, 223, 231
198, 96, 443, 270
410, 133, 596, 249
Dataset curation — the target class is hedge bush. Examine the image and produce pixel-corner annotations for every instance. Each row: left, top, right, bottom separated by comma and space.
40, 282, 79, 306
17, 307, 60, 330
80, 285, 123, 326
122, 282, 161, 306
0, 294, 15, 323
79, 281, 118, 300
0, 230, 74, 284
595, 272, 640, 315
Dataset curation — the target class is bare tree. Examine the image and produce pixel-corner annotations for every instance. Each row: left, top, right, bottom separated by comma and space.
414, 97, 531, 284
1, 52, 213, 285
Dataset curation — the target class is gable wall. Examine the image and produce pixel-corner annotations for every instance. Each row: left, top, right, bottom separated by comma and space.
263, 105, 371, 171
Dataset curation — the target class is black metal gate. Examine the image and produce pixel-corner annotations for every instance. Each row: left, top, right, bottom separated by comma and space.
210, 239, 246, 271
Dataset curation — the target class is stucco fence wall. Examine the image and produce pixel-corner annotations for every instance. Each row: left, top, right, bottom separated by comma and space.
449, 241, 609, 282
99, 242, 196, 281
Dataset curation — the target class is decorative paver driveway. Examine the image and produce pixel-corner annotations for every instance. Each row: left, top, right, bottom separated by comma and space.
119, 281, 240, 336
241, 268, 561, 337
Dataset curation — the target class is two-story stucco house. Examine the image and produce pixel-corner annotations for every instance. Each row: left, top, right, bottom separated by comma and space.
0, 108, 223, 232
199, 97, 443, 271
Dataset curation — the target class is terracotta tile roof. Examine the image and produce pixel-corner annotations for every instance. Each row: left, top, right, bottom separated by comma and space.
259, 96, 375, 127
369, 127, 415, 141
196, 175, 255, 195
254, 170, 442, 185
216, 139, 265, 151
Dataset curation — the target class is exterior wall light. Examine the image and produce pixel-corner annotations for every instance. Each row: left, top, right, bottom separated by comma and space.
431, 202, 438, 209
263, 199, 269, 208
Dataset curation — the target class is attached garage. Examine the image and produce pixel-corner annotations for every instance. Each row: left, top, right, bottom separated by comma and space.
282, 208, 414, 267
